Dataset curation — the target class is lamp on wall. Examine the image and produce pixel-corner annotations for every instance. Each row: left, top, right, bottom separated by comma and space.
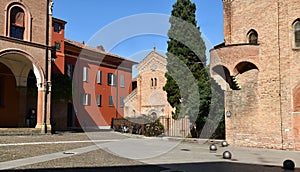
226, 111, 231, 117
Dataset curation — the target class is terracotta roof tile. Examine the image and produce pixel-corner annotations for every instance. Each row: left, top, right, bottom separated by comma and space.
64, 38, 137, 64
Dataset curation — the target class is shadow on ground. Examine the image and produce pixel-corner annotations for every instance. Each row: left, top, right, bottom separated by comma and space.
4, 162, 300, 172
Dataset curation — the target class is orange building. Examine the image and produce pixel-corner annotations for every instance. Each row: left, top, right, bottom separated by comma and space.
51, 19, 137, 131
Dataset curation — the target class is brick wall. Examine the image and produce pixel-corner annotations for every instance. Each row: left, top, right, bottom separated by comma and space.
212, 0, 300, 150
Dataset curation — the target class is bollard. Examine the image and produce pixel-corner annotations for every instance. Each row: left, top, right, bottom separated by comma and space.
223, 151, 232, 159
221, 141, 229, 147
209, 144, 217, 152
283, 159, 295, 170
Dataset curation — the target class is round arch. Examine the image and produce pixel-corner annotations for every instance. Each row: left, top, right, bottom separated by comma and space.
5, 2, 32, 41
233, 61, 259, 76
0, 49, 44, 87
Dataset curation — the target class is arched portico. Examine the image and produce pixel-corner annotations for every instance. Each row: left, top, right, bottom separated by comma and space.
0, 49, 47, 129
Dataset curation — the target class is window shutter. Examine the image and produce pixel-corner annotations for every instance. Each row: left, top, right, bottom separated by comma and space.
108, 73, 112, 85
113, 74, 117, 86
109, 96, 113, 106
295, 22, 300, 47
120, 97, 124, 108
120, 75, 125, 87
83, 67, 88, 82
97, 70, 102, 84
87, 94, 91, 106
97, 94, 102, 106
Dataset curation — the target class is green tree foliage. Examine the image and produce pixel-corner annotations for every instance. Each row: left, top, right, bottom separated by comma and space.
200, 77, 225, 139
51, 74, 72, 100
144, 119, 164, 137
164, 0, 225, 138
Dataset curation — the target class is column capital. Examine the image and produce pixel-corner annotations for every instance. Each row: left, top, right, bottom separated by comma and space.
37, 82, 46, 91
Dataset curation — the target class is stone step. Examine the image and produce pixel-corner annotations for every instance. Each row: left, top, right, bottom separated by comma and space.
0, 128, 42, 136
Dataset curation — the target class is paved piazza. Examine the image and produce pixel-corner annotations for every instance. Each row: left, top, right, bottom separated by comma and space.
0, 131, 299, 172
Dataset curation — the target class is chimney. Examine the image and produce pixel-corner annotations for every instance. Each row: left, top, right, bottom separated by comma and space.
97, 45, 105, 51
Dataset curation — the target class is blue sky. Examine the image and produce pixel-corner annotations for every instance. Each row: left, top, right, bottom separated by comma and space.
52, 0, 223, 63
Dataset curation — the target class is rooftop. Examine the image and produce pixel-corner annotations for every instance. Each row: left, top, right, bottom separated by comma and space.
64, 39, 137, 64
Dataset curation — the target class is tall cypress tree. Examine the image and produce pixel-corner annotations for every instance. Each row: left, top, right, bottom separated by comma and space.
163, 0, 211, 137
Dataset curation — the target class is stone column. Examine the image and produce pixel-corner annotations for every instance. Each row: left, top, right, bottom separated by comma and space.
35, 82, 51, 133
35, 83, 45, 129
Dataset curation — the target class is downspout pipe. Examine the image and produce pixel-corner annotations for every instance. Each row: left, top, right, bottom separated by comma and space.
44, 0, 50, 134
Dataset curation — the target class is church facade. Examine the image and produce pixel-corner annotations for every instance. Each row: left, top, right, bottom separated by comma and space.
124, 50, 190, 137
210, 0, 300, 150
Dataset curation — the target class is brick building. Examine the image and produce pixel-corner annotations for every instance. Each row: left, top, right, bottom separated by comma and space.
0, 0, 52, 131
210, 0, 300, 150
0, 0, 136, 132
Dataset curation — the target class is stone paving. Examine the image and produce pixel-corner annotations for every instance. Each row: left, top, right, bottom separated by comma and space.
0, 131, 299, 172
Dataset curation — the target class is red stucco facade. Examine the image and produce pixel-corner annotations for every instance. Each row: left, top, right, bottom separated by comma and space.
51, 19, 136, 130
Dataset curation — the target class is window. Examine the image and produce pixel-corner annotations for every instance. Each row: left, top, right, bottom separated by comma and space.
120, 97, 124, 108
120, 75, 125, 87
294, 21, 300, 48
81, 93, 90, 106
10, 7, 25, 40
83, 67, 88, 82
151, 78, 157, 88
108, 73, 116, 86
247, 30, 258, 44
97, 94, 102, 106
66, 64, 74, 79
54, 23, 62, 33
97, 70, 102, 84
109, 96, 113, 106
55, 41, 61, 51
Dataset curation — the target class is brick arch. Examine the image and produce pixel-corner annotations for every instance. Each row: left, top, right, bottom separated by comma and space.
5, 2, 32, 41
233, 61, 259, 76
212, 65, 240, 90
212, 65, 231, 82
0, 49, 44, 86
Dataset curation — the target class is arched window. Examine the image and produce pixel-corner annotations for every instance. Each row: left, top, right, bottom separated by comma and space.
10, 6, 25, 40
247, 30, 258, 44
294, 21, 300, 48
151, 78, 153, 87
6, 3, 31, 41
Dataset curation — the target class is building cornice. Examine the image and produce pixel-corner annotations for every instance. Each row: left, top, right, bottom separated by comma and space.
0, 35, 50, 50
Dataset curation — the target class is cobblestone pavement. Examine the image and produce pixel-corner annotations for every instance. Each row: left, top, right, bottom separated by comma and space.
0, 132, 300, 172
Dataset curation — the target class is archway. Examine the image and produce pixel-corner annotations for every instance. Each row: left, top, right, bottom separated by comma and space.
233, 61, 259, 75
0, 62, 19, 127
0, 50, 44, 128
212, 65, 240, 90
